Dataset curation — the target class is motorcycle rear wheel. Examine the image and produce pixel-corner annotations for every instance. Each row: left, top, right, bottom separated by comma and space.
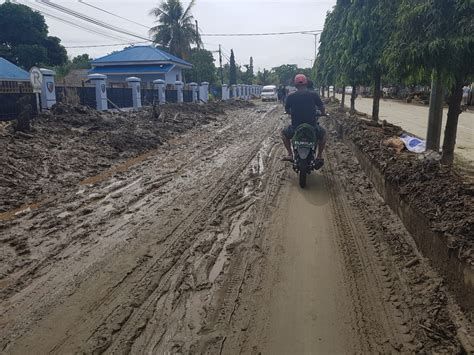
299, 170, 307, 188
298, 158, 308, 188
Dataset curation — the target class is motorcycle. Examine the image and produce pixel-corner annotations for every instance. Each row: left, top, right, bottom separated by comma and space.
289, 113, 327, 188
291, 123, 317, 188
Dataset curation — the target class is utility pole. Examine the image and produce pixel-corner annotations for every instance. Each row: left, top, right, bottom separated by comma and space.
219, 44, 224, 84
314, 33, 319, 64
195, 20, 200, 49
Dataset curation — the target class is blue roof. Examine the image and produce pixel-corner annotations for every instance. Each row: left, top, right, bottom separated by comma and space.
89, 64, 174, 75
0, 57, 29, 81
91, 46, 192, 67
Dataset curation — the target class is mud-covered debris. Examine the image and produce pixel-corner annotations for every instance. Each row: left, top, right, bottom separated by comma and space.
0, 101, 249, 213
325, 104, 473, 257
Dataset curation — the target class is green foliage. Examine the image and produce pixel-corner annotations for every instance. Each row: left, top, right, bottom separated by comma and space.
229, 49, 237, 85
184, 48, 217, 84
256, 69, 274, 85
55, 54, 92, 79
315, 0, 398, 88
149, 0, 201, 59
0, 2, 68, 69
241, 56, 255, 84
270, 64, 312, 86
71, 54, 92, 69
384, 0, 473, 86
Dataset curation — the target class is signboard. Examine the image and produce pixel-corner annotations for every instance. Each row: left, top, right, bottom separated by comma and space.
29, 67, 43, 93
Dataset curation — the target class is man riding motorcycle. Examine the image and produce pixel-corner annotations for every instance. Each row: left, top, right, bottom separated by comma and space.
281, 74, 327, 168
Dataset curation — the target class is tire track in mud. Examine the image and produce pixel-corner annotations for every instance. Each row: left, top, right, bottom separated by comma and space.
100, 115, 284, 354
321, 118, 462, 353
0, 104, 286, 354
324, 155, 411, 352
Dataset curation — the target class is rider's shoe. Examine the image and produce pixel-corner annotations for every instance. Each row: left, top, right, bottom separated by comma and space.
313, 158, 324, 170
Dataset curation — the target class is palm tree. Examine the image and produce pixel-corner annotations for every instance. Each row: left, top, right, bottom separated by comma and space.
149, 0, 201, 59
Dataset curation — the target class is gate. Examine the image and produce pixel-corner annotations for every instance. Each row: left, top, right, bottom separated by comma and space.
0, 93, 38, 121
56, 87, 97, 109
108, 88, 133, 108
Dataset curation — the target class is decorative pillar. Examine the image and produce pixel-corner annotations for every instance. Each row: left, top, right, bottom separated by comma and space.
153, 79, 166, 104
189, 82, 198, 103
40, 68, 56, 109
222, 84, 229, 101
175, 81, 184, 103
88, 73, 108, 111
126, 77, 141, 108
200, 82, 209, 103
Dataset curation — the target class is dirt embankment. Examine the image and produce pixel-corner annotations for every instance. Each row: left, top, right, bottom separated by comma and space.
327, 106, 473, 252
0, 101, 254, 214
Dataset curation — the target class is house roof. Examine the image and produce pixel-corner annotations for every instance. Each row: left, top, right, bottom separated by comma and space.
0, 57, 30, 81
89, 64, 174, 75
91, 46, 192, 68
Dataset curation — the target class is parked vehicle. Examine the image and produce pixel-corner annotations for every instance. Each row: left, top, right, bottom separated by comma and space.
261, 85, 278, 102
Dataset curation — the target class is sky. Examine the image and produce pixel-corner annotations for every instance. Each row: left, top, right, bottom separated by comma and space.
5, 0, 337, 70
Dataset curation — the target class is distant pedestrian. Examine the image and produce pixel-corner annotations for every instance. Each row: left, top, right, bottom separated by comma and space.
462, 84, 470, 106
278, 85, 286, 103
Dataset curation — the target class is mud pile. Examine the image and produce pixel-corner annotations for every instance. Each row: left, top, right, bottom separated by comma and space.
327, 107, 473, 254
0, 101, 252, 213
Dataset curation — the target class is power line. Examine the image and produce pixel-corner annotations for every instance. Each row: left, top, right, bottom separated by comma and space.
17, 0, 134, 43
65, 41, 149, 49
77, 0, 150, 30
201, 30, 323, 37
37, 0, 151, 41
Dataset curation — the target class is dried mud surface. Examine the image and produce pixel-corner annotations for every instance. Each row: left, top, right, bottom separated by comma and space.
0, 102, 472, 354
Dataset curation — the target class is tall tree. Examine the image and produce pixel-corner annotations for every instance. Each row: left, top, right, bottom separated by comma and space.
184, 48, 217, 84
385, 0, 474, 164
229, 49, 237, 85
149, 0, 202, 59
0, 2, 67, 69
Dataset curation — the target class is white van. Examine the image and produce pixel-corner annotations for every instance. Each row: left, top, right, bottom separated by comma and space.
261, 85, 278, 102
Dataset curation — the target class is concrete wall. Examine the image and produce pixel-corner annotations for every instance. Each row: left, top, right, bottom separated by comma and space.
165, 68, 183, 85
92, 68, 183, 86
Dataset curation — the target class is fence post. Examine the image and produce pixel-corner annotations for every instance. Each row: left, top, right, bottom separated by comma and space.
153, 79, 166, 104
231, 85, 237, 99
88, 73, 108, 111
222, 84, 229, 101
40, 68, 56, 109
175, 81, 184, 103
189, 82, 198, 102
244, 85, 249, 100
237, 84, 242, 98
126, 77, 141, 109
200, 82, 209, 103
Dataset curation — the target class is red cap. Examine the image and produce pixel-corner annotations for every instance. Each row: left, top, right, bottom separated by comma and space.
294, 74, 308, 86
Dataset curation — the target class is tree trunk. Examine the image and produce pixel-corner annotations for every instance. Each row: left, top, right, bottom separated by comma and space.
332, 86, 336, 98
322, 86, 325, 97
426, 70, 444, 151
350, 85, 356, 114
372, 71, 381, 121
340, 87, 346, 109
441, 75, 464, 166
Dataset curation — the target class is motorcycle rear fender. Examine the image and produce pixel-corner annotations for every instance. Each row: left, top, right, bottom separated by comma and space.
297, 146, 311, 160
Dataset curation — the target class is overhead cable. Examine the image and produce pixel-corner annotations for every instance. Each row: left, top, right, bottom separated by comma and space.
37, 0, 151, 41
18, 0, 134, 43
77, 0, 150, 29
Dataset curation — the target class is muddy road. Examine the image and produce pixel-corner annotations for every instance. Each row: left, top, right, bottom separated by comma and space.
0, 103, 470, 353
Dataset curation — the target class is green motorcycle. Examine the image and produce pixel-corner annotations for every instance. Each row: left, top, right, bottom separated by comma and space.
291, 123, 320, 188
